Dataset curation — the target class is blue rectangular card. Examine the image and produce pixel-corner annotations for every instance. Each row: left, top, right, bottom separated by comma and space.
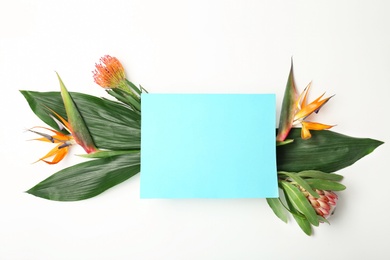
140, 94, 278, 198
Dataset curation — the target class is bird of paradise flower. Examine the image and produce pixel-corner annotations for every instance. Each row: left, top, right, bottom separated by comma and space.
27, 112, 74, 164
27, 74, 98, 164
277, 62, 334, 142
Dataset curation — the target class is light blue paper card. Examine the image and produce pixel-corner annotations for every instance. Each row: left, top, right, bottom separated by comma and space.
140, 94, 278, 198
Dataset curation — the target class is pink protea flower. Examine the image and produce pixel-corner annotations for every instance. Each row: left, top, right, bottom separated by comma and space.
307, 189, 338, 218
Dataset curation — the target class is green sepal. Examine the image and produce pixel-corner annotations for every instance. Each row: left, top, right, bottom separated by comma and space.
26, 153, 140, 201
317, 215, 330, 225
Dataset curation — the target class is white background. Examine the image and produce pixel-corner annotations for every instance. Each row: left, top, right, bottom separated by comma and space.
1, 0, 389, 259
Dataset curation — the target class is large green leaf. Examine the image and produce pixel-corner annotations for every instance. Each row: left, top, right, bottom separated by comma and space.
277, 128, 383, 173
26, 153, 140, 201
20, 91, 140, 150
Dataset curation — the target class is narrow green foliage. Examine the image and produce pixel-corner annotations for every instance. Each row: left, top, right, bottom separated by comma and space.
296, 170, 344, 181
306, 179, 346, 191
284, 191, 312, 235
266, 198, 288, 223
125, 79, 141, 96
279, 172, 319, 198
108, 88, 141, 112
281, 181, 319, 227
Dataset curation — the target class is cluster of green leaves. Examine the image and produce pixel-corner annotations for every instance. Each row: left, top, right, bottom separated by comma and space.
106, 79, 147, 113
20, 79, 144, 201
20, 67, 383, 236
267, 170, 345, 236
269, 128, 383, 235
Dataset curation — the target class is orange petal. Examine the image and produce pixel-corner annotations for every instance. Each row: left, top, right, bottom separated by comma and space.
294, 94, 333, 121
29, 127, 72, 143
35, 144, 69, 164
42, 147, 69, 164
301, 121, 334, 130
46, 108, 72, 132
30, 126, 68, 137
301, 124, 312, 140
296, 82, 312, 110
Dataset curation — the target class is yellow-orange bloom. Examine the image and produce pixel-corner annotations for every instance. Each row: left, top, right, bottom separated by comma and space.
293, 83, 334, 139
93, 55, 127, 91
28, 109, 76, 164
29, 126, 74, 164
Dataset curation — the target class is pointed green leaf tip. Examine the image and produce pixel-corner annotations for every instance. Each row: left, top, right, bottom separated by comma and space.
276, 59, 298, 142
56, 73, 98, 153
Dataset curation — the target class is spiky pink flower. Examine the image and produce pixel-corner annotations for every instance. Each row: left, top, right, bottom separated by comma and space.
307, 189, 338, 218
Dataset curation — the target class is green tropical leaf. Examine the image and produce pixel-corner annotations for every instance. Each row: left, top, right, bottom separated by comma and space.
26, 153, 140, 201
20, 90, 141, 150
266, 198, 288, 223
296, 170, 343, 181
281, 181, 319, 226
277, 128, 383, 173
284, 190, 312, 236
306, 179, 346, 191
279, 172, 319, 198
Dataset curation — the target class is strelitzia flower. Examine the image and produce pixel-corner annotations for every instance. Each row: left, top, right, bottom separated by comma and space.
28, 112, 75, 164
277, 61, 333, 141
93, 55, 129, 93
293, 83, 334, 139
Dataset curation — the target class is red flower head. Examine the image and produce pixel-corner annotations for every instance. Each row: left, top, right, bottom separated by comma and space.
93, 55, 127, 90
